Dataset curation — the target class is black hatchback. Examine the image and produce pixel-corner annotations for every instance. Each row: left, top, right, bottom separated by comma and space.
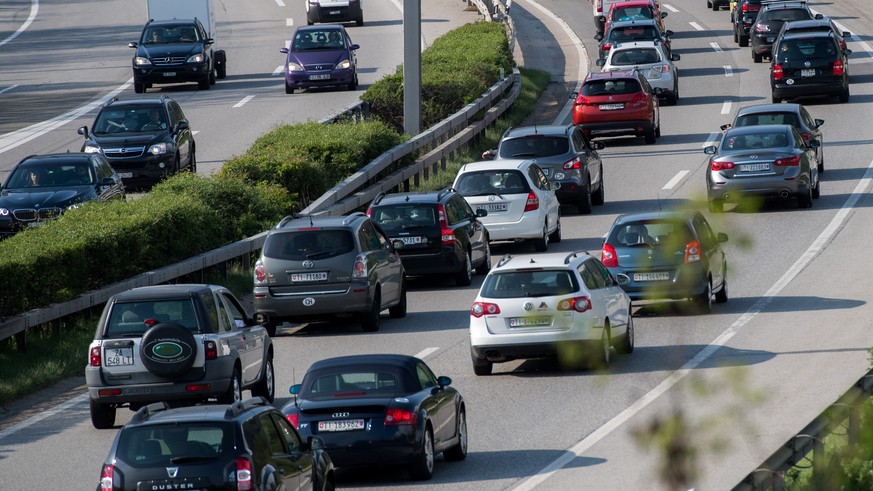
770, 31, 851, 104
97, 398, 335, 491
750, 1, 821, 63
367, 189, 491, 286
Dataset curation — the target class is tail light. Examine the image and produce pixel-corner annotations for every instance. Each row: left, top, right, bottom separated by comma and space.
755, 24, 770, 33
99, 464, 115, 491
385, 408, 418, 426
629, 92, 648, 108
799, 132, 811, 140
90, 346, 101, 367
471, 302, 500, 317
557, 296, 592, 312
772, 64, 784, 80
365, 206, 372, 216
254, 263, 266, 283
352, 253, 367, 278
833, 60, 845, 76
838, 39, 846, 51
204, 340, 217, 360
235, 457, 253, 491
602, 43, 612, 52
684, 241, 700, 263
574, 94, 592, 106
563, 157, 582, 170
601, 243, 618, 267
711, 160, 735, 171
437, 204, 455, 246
596, 0, 603, 14
741, 3, 749, 11
144, 318, 158, 326
524, 191, 539, 212
774, 155, 800, 166
285, 413, 299, 429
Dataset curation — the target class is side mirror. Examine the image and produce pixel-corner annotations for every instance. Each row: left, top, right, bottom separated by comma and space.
100, 177, 117, 186
350, 43, 360, 50
592, 141, 605, 150
290, 384, 302, 396
205, 37, 215, 45
391, 239, 405, 250
661, 12, 668, 19
665, 30, 674, 37
653, 87, 664, 96
594, 33, 603, 42
280, 47, 289, 54
703, 146, 717, 155
481, 149, 497, 160
717, 232, 728, 243
671, 53, 680, 61
569, 92, 579, 101
814, 13, 823, 20
720, 123, 731, 132
476, 208, 488, 217
814, 119, 824, 128
595, 58, 606, 67
437, 375, 452, 387
128, 42, 138, 49
842, 31, 851, 38
308, 436, 324, 451
177, 120, 190, 131
845, 49, 853, 56
77, 125, 90, 138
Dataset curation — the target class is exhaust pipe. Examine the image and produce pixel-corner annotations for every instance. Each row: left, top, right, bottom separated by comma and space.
779, 190, 790, 199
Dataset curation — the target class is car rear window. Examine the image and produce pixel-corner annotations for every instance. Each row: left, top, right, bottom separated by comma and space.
609, 26, 659, 43
608, 220, 694, 249
734, 112, 799, 127
106, 300, 199, 337
612, 6, 654, 22
117, 423, 231, 467
722, 131, 790, 150
581, 78, 642, 96
610, 48, 661, 65
481, 269, 579, 298
764, 9, 813, 23
263, 230, 355, 260
456, 170, 530, 196
498, 136, 570, 159
302, 367, 410, 398
371, 205, 437, 231
776, 38, 838, 60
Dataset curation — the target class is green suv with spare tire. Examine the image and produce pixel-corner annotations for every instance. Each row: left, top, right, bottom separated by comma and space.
86, 284, 274, 429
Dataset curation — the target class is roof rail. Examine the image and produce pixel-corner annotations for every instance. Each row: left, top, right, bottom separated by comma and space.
130, 401, 170, 423
436, 187, 457, 201
225, 396, 270, 418
495, 254, 514, 268
371, 192, 386, 207
563, 250, 590, 265
342, 211, 367, 226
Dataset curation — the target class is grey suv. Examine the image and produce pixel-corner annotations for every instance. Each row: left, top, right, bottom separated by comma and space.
253, 212, 407, 334
86, 284, 274, 429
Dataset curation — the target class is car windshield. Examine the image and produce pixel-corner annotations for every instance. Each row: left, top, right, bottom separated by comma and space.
371, 205, 437, 231
581, 78, 642, 96
498, 136, 570, 158
302, 367, 407, 399
292, 29, 345, 50
456, 170, 529, 196
610, 48, 661, 65
106, 300, 199, 337
481, 269, 579, 298
116, 424, 229, 467
776, 38, 837, 61
263, 230, 355, 261
92, 106, 168, 135
608, 220, 694, 249
5, 162, 93, 189
734, 112, 799, 127
142, 25, 200, 45
722, 131, 790, 150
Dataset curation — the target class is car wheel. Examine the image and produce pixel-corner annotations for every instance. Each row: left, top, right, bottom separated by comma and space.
285, 82, 295, 94
709, 199, 724, 213
443, 408, 468, 461
772, 95, 781, 104
475, 239, 492, 275
348, 72, 358, 91
252, 353, 275, 403
597, 325, 612, 368
818, 148, 825, 174
533, 223, 549, 252
666, 90, 677, 106
644, 128, 657, 144
549, 216, 562, 243
711, 1, 719, 10
715, 270, 728, 304
617, 312, 634, 355
134, 82, 146, 94
455, 251, 473, 286
752, 50, 762, 63
812, 175, 821, 199
356, 17, 364, 26
218, 367, 242, 404
592, 175, 605, 206
739, 34, 749, 47
798, 185, 813, 208
90, 399, 116, 429
140, 323, 197, 378
360, 290, 381, 332
839, 85, 850, 103
578, 181, 593, 214
209, 67, 216, 85
707, 0, 712, 7
694, 280, 713, 315
733, 29, 738, 43
408, 427, 435, 480
264, 321, 278, 337
472, 353, 493, 376
216, 63, 227, 80
389, 279, 408, 318
198, 76, 210, 90
188, 149, 197, 173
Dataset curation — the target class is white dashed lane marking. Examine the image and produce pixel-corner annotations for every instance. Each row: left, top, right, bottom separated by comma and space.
233, 96, 255, 108
710, 42, 723, 52
662, 170, 689, 190
724, 65, 733, 76
286, 18, 294, 26
721, 101, 732, 115
689, 21, 703, 31
662, 4, 679, 12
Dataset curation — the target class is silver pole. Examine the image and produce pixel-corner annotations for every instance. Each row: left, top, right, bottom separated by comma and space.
403, 0, 421, 135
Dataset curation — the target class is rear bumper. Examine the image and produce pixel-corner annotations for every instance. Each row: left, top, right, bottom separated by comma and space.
608, 263, 708, 300
399, 248, 464, 275
86, 358, 235, 405
253, 282, 372, 322
577, 119, 655, 138
772, 80, 846, 100
308, 3, 363, 23
708, 171, 809, 201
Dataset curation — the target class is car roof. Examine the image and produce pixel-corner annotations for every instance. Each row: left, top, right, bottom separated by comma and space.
458, 159, 533, 172
274, 212, 368, 230
491, 251, 595, 271
736, 103, 803, 115
502, 125, 572, 138
761, 1, 810, 11
585, 69, 639, 80
112, 284, 217, 301
21, 153, 95, 165
296, 25, 345, 33
148, 19, 200, 27
726, 123, 793, 135
308, 353, 422, 372
613, 210, 696, 225
130, 404, 232, 425
103, 97, 168, 109
782, 19, 833, 30
611, 40, 665, 51
780, 30, 835, 41
372, 189, 454, 206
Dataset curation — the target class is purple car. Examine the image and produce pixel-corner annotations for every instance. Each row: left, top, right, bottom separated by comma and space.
280, 25, 359, 94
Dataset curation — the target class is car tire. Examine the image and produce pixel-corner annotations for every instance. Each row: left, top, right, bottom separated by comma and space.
90, 399, 116, 429
839, 85, 850, 103
616, 312, 634, 355
772, 95, 781, 104
360, 290, 381, 332
216, 63, 227, 80
285, 82, 295, 94
549, 216, 562, 243
356, 17, 364, 26
389, 279, 408, 318
709, 199, 724, 213
715, 272, 728, 304
733, 29, 738, 43
592, 176, 605, 206
252, 354, 275, 403
408, 427, 435, 480
739, 34, 749, 47
472, 354, 493, 376
198, 76, 210, 90
348, 73, 359, 91
812, 175, 821, 199
578, 182, 593, 214
475, 239, 492, 275
707, 0, 712, 7
695, 280, 713, 315
189, 149, 197, 173
752, 50, 762, 63
712, 1, 719, 10
533, 223, 549, 252
644, 128, 657, 144
140, 323, 197, 378
818, 149, 825, 174
597, 326, 612, 368
209, 68, 216, 85
218, 367, 242, 404
134, 82, 146, 94
265, 321, 278, 337
455, 251, 473, 286
798, 185, 813, 208
443, 408, 468, 461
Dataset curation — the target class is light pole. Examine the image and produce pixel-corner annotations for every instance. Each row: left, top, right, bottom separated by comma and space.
402, 0, 421, 135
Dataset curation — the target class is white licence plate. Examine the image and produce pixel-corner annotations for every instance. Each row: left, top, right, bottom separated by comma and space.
399, 236, 423, 245
599, 103, 624, 111
329, 9, 341, 14
477, 203, 507, 212
105, 347, 134, 366
633, 272, 670, 282
509, 316, 552, 327
801, 69, 815, 77
309, 74, 330, 80
27, 222, 46, 228
291, 272, 328, 282
739, 163, 770, 172
163, 72, 176, 77
766, 37, 775, 43
319, 419, 364, 432
118, 172, 133, 178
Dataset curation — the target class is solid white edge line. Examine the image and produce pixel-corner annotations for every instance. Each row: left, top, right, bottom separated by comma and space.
710, 42, 723, 53
233, 95, 255, 108
724, 65, 733, 76
663, 4, 679, 13
689, 21, 703, 31
0, 0, 38, 48
0, 84, 20, 95
0, 393, 88, 442
721, 101, 732, 115
662, 170, 689, 190
415, 347, 440, 359
513, 159, 873, 491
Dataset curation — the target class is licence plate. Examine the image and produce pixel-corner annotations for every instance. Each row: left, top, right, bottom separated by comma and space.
399, 236, 423, 245
599, 103, 624, 111
477, 203, 507, 212
329, 9, 341, 14
105, 347, 134, 366
309, 74, 330, 80
766, 37, 774, 43
633, 272, 670, 282
163, 72, 176, 77
118, 172, 133, 178
26, 221, 46, 228
509, 316, 552, 327
319, 419, 365, 432
801, 69, 815, 77
291, 272, 328, 282
739, 163, 770, 172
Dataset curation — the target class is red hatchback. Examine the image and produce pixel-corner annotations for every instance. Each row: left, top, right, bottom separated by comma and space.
571, 70, 661, 144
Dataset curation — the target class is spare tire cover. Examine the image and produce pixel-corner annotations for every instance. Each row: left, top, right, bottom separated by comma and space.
140, 322, 197, 378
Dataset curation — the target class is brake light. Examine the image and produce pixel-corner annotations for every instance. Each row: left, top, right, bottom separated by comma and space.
711, 161, 735, 171
471, 302, 501, 317
99, 465, 115, 491
235, 457, 253, 491
755, 24, 770, 33
204, 340, 217, 360
684, 241, 701, 264
563, 157, 582, 170
838, 39, 846, 51
144, 318, 158, 326
437, 204, 454, 245
524, 191, 539, 212
557, 296, 592, 312
741, 3, 749, 11
254, 263, 266, 283
774, 155, 800, 166
352, 253, 367, 278
286, 412, 299, 429
385, 408, 418, 426
575, 94, 592, 106
772, 64, 784, 80
596, 0, 603, 14
365, 206, 372, 216
799, 132, 811, 140
629, 92, 648, 107
90, 346, 101, 367
601, 243, 618, 268
833, 59, 845, 76
602, 43, 612, 52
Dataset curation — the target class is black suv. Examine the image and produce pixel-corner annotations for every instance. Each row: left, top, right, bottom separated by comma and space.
78, 96, 195, 190
770, 31, 850, 103
97, 398, 335, 491
731, 0, 763, 46
750, 1, 822, 63
129, 18, 225, 93
483, 125, 606, 214
366, 189, 491, 286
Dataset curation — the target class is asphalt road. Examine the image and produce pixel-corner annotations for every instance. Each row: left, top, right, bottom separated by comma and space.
1, 0, 873, 490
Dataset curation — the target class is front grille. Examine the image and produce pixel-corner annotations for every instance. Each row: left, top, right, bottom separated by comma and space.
151, 56, 187, 66
303, 63, 335, 71
12, 208, 62, 221
104, 146, 146, 159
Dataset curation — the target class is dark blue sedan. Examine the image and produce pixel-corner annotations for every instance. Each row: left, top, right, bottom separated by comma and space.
279, 25, 359, 94
281, 354, 467, 480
